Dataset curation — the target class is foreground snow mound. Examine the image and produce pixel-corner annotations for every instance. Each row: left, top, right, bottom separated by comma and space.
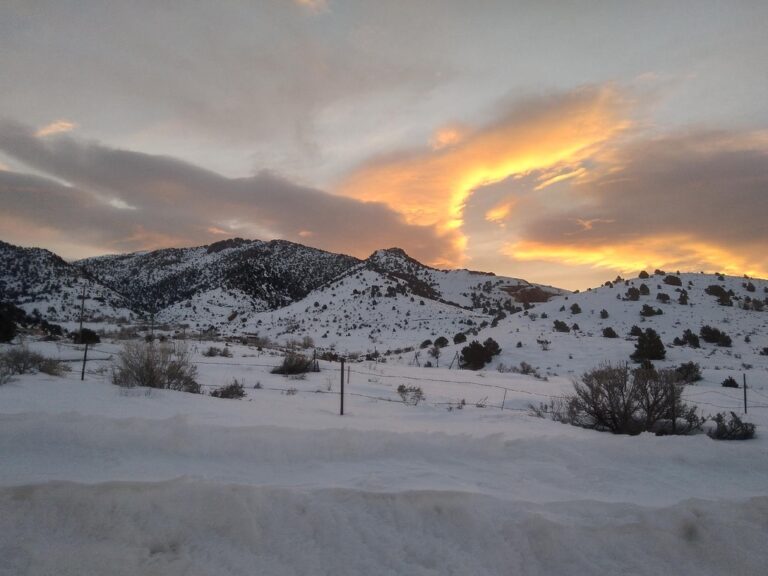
3, 480, 766, 576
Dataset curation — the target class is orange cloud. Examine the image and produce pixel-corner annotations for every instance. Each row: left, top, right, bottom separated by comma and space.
35, 120, 77, 137
338, 85, 631, 265
430, 124, 467, 150
503, 235, 768, 279
485, 200, 515, 224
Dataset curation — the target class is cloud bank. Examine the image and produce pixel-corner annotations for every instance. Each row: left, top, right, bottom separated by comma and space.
0, 120, 451, 262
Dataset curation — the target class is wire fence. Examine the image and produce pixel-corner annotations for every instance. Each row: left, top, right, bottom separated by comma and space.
12, 339, 768, 414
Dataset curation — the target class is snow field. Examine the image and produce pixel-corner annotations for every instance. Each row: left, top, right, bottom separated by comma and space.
2, 337, 768, 575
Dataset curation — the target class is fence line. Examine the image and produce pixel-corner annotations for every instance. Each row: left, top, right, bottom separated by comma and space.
15, 340, 767, 413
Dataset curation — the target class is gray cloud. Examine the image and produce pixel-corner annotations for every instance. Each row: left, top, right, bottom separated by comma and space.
521, 132, 768, 248
0, 121, 455, 261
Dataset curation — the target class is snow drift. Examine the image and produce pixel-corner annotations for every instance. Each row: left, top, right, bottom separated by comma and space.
3, 480, 766, 576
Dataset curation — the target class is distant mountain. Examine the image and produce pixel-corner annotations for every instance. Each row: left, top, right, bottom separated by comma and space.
79, 238, 359, 313
0, 238, 561, 344
0, 240, 135, 323
3, 237, 766, 373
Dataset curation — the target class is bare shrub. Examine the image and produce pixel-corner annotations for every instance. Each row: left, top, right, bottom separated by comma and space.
0, 346, 44, 375
38, 358, 70, 376
708, 412, 755, 440
112, 341, 200, 393
567, 363, 701, 435
528, 397, 577, 423
210, 378, 246, 399
397, 384, 424, 405
0, 364, 11, 385
271, 353, 317, 375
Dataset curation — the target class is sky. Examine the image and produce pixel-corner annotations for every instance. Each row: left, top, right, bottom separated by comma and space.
1, 0, 767, 289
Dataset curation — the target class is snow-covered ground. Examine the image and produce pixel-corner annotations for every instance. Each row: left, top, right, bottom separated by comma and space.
2, 338, 767, 575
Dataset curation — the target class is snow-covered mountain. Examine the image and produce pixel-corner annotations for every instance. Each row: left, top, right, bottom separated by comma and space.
4, 238, 765, 369
79, 238, 359, 313
1, 239, 560, 340
245, 247, 563, 352
0, 240, 135, 323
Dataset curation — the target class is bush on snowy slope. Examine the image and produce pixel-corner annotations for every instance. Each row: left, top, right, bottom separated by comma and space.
673, 329, 700, 348
112, 341, 201, 393
674, 362, 702, 384
699, 325, 732, 347
630, 329, 666, 362
459, 338, 501, 370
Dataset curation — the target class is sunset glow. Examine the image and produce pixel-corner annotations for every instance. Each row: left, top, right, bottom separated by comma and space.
504, 236, 768, 280
339, 87, 631, 266
1, 2, 766, 289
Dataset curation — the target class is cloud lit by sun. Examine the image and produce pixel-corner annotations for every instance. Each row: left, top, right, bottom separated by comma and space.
35, 120, 77, 137
338, 85, 632, 266
503, 235, 768, 280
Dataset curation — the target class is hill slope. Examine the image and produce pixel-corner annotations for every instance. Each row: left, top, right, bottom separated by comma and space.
0, 240, 135, 323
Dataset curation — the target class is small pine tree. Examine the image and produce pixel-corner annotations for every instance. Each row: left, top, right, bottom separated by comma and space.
460, 341, 489, 370
631, 328, 666, 362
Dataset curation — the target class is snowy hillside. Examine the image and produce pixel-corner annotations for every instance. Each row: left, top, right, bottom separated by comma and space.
220, 248, 562, 351
2, 239, 561, 347
79, 238, 359, 313
427, 271, 768, 386
0, 240, 136, 323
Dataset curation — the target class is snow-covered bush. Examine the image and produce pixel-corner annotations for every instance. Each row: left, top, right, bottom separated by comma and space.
112, 341, 200, 393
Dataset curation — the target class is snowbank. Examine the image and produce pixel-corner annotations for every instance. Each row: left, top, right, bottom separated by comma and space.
3, 480, 766, 576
